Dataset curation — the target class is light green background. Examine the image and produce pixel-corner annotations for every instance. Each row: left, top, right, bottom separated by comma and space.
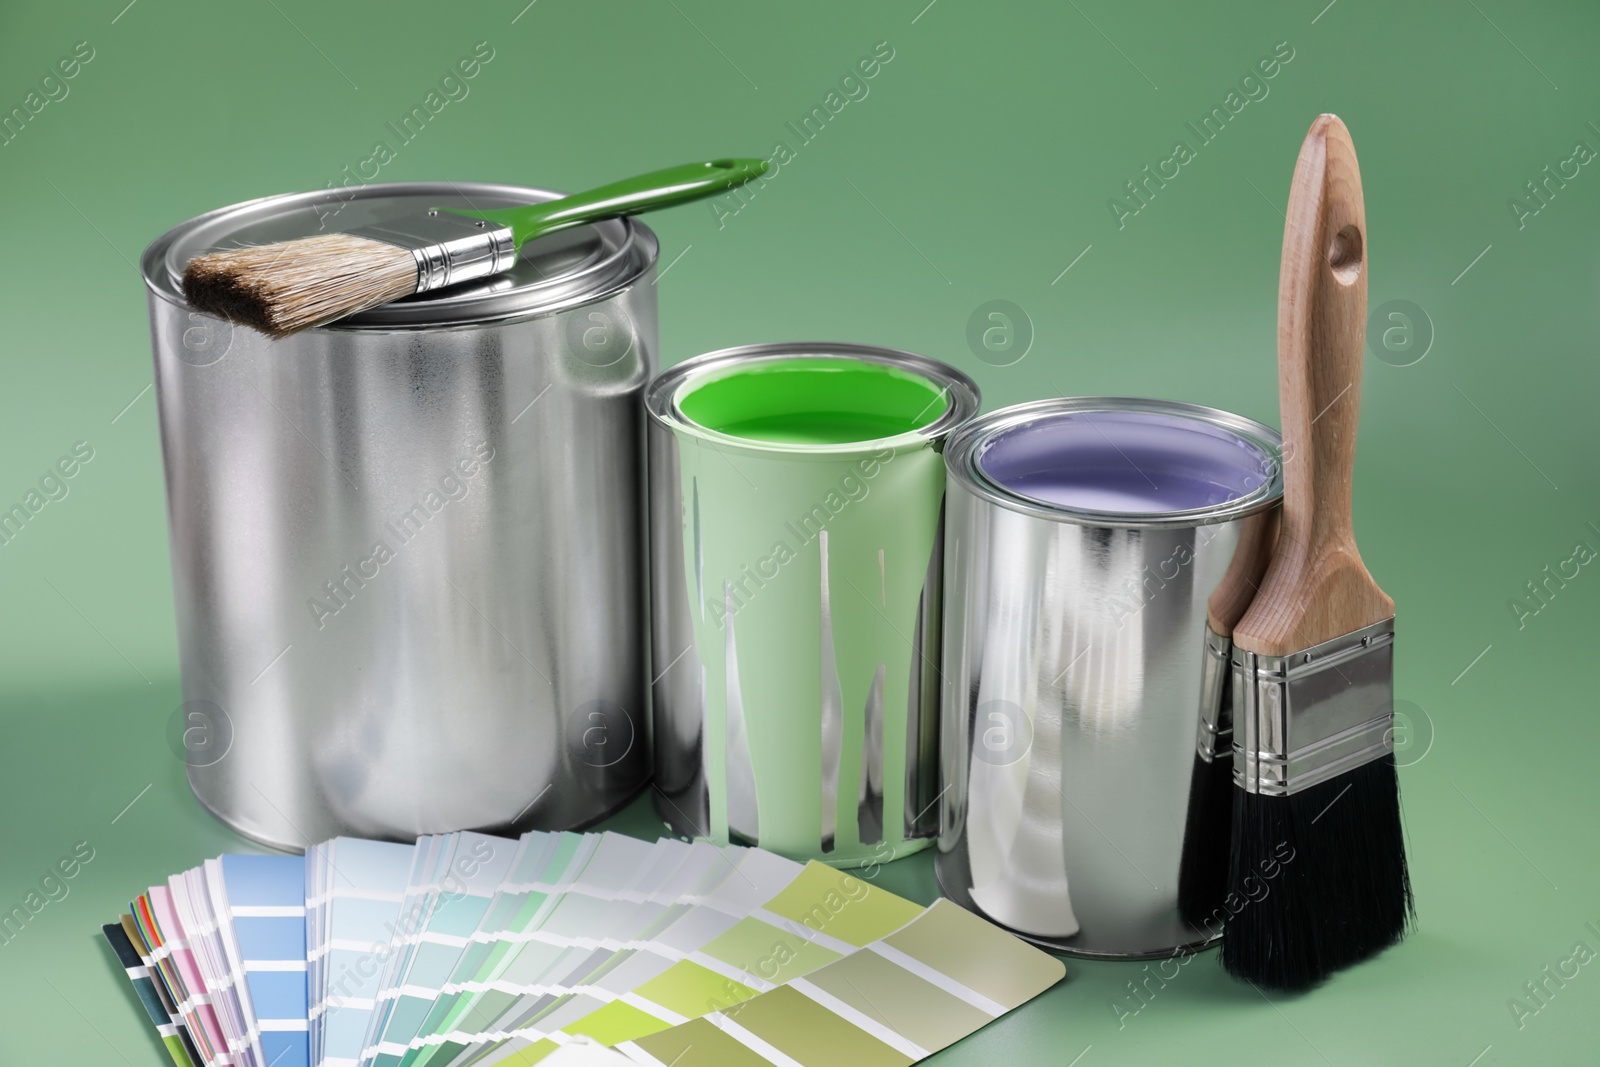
1, 0, 1596, 1063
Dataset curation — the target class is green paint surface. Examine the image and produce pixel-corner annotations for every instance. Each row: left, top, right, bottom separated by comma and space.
675, 357, 948, 445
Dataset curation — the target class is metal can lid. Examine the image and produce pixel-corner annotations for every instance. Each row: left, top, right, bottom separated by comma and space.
141, 181, 657, 329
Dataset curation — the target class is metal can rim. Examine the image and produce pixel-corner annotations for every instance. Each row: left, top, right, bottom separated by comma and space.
139, 180, 658, 330
945, 396, 1284, 529
645, 341, 981, 457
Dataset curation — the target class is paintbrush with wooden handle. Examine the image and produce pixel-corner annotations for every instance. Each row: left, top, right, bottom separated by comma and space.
182, 158, 766, 338
1223, 113, 1413, 991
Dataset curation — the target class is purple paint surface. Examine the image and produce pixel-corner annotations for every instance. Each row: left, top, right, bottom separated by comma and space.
976, 409, 1274, 514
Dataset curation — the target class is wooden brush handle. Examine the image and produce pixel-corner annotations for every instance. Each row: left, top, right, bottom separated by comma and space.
1233, 115, 1394, 657
1206, 506, 1280, 636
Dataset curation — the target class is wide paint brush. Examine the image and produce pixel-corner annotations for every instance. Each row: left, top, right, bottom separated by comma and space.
182, 158, 767, 338
1223, 113, 1412, 991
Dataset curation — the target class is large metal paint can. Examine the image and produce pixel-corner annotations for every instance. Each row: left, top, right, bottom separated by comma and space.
648, 343, 979, 867
141, 181, 656, 849
937, 398, 1283, 957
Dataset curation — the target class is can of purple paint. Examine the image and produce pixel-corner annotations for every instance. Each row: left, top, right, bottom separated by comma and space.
936, 397, 1283, 958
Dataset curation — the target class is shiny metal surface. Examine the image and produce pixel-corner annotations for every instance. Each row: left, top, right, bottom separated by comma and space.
1232, 618, 1396, 796
142, 182, 657, 850
347, 211, 517, 294
936, 398, 1283, 958
157, 181, 649, 330
647, 343, 979, 867
1195, 624, 1234, 763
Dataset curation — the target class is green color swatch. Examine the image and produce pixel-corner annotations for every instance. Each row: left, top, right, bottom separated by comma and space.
631, 1018, 771, 1067
800, 948, 994, 1052
560, 1000, 669, 1045
722, 985, 913, 1067
762, 861, 924, 947
882, 899, 1067, 1010
699, 917, 843, 985
631, 960, 759, 1019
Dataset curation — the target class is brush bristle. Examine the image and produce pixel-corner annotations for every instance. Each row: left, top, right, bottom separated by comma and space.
1178, 662, 1234, 930
1177, 751, 1235, 929
182, 234, 418, 338
1221, 753, 1413, 992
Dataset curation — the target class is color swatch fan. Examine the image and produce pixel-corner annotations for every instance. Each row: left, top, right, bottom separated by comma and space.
104, 831, 1064, 1066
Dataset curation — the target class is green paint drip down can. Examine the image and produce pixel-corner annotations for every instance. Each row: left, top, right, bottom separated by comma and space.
648, 343, 980, 867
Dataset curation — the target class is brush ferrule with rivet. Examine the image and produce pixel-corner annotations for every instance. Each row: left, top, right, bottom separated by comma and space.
347, 211, 517, 294
1231, 617, 1396, 796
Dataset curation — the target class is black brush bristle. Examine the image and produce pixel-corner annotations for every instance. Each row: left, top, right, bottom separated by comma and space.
1177, 749, 1235, 929
1221, 753, 1413, 991
1179, 645, 1234, 930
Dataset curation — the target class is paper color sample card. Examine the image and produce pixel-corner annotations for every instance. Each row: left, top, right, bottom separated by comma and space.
363, 832, 520, 1067
436, 841, 754, 1062
413, 832, 661, 1066
183, 861, 251, 1066
452, 840, 773, 1065
620, 899, 1065, 1067
135, 886, 236, 1065
396, 831, 563, 1067
415, 834, 680, 1066
102, 919, 201, 1067
312, 837, 420, 1067
511, 860, 931, 1063
402, 834, 583, 1066
105, 833, 1065, 1067
121, 915, 205, 1062
220, 854, 311, 1067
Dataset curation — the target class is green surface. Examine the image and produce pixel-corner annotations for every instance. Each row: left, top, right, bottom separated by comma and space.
667, 424, 945, 866
0, 0, 1597, 1064
677, 356, 950, 443
763, 861, 926, 945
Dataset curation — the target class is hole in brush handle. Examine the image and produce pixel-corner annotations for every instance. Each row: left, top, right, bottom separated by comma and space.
1328, 224, 1363, 284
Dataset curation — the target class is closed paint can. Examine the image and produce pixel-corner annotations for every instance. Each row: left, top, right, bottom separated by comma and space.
937, 398, 1283, 957
648, 343, 979, 867
142, 182, 656, 850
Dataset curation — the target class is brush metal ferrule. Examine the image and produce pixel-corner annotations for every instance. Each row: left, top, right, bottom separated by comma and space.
1194, 624, 1233, 763
1231, 617, 1396, 796
346, 211, 517, 294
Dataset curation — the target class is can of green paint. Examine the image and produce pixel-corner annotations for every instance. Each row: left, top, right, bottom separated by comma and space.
648, 343, 980, 867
